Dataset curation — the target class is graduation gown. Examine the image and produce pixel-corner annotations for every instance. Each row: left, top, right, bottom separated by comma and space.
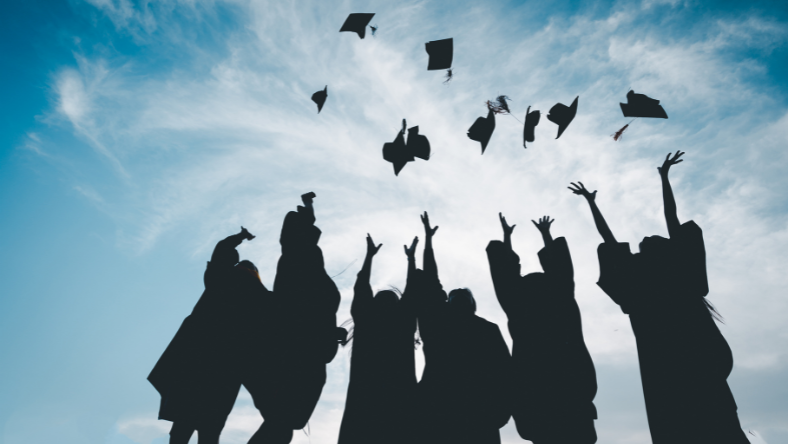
415, 270, 512, 444
337, 268, 418, 444
486, 237, 597, 443
596, 221, 748, 444
148, 235, 264, 428
243, 206, 341, 430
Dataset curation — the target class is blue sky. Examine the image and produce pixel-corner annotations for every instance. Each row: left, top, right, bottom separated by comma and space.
1, 0, 787, 443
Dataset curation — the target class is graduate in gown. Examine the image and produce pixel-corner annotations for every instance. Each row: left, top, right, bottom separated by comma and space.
244, 193, 344, 444
415, 212, 512, 444
569, 151, 749, 444
337, 234, 419, 444
486, 214, 597, 444
148, 227, 261, 444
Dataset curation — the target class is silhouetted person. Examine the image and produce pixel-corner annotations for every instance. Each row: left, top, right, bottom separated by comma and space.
415, 212, 512, 444
244, 193, 344, 444
569, 152, 749, 444
148, 227, 260, 444
337, 234, 419, 444
486, 214, 597, 444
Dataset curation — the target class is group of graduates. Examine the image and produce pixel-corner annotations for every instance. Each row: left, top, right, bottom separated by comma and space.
148, 152, 750, 444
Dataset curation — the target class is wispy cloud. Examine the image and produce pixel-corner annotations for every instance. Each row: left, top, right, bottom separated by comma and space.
29, 0, 788, 442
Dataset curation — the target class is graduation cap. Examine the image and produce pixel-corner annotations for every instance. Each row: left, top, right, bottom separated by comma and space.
382, 119, 431, 176
523, 106, 540, 148
311, 86, 327, 113
468, 108, 496, 154
426, 38, 453, 70
547, 96, 578, 139
620, 90, 668, 119
340, 13, 375, 39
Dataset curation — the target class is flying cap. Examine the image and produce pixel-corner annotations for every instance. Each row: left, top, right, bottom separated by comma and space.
620, 90, 668, 119
311, 86, 327, 113
523, 106, 540, 148
340, 13, 375, 39
467, 108, 496, 154
426, 38, 453, 70
547, 96, 578, 139
383, 119, 430, 176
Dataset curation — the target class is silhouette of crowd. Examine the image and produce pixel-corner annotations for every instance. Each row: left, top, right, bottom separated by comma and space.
149, 152, 749, 444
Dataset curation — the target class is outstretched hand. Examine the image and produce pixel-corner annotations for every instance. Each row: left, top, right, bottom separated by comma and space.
658, 151, 684, 176
568, 182, 597, 201
240, 226, 255, 241
499, 212, 516, 237
404, 236, 419, 259
531, 216, 554, 234
366, 234, 382, 257
421, 212, 439, 237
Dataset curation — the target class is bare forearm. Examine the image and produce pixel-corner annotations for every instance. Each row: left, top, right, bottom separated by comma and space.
661, 173, 680, 238
588, 200, 617, 244
541, 231, 553, 247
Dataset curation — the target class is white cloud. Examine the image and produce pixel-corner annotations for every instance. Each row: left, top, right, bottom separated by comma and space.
35, 0, 788, 442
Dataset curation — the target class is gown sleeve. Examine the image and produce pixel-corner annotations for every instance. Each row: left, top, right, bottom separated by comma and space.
674, 221, 709, 298
413, 268, 448, 343
596, 242, 637, 314
486, 240, 522, 316
351, 266, 374, 320
537, 236, 574, 297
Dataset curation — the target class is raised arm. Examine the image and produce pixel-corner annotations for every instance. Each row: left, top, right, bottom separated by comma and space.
211, 226, 255, 265
401, 236, 419, 313
657, 151, 684, 239
404, 236, 419, 287
205, 227, 255, 289
568, 182, 617, 244
531, 215, 554, 248
421, 212, 440, 279
500, 212, 516, 251
352, 234, 382, 316
487, 213, 521, 315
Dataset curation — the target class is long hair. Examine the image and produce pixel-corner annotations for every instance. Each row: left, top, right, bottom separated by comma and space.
704, 299, 724, 323
341, 286, 421, 350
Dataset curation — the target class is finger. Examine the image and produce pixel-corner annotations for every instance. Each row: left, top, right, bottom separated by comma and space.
532, 220, 537, 226
570, 182, 578, 187
578, 181, 585, 188
511, 224, 516, 231
665, 153, 671, 161
675, 159, 683, 163
433, 226, 439, 233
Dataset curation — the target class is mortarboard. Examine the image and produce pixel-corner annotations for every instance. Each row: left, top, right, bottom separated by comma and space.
425, 38, 453, 70
468, 108, 496, 154
311, 86, 327, 113
383, 119, 431, 176
547, 96, 578, 139
620, 90, 668, 119
340, 13, 375, 39
523, 106, 540, 148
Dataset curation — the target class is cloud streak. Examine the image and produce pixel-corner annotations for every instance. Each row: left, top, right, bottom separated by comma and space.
31, 0, 788, 442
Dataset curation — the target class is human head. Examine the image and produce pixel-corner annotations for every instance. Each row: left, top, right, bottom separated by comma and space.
448, 288, 476, 315
236, 260, 261, 282
374, 290, 400, 310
